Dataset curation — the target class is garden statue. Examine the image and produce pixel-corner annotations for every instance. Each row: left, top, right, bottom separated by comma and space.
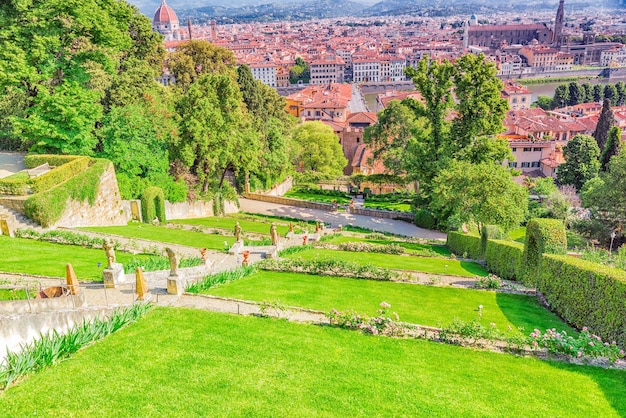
103, 238, 116, 269
289, 222, 294, 233
315, 221, 320, 233
234, 221, 243, 242
200, 248, 208, 262
302, 235, 308, 245
349, 200, 355, 213
166, 247, 179, 277
270, 223, 279, 246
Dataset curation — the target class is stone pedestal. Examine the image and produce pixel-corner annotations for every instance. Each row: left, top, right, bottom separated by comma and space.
167, 276, 184, 296
102, 263, 125, 289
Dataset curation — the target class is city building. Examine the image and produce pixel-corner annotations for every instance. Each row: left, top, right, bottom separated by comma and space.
153, 0, 182, 41
501, 81, 532, 110
309, 55, 345, 85
250, 63, 277, 87
285, 83, 352, 121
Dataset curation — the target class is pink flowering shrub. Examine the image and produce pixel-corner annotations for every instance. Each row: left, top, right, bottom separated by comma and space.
528, 327, 625, 362
326, 302, 406, 337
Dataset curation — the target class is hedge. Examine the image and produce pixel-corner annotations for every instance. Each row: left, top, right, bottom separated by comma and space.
414, 208, 437, 229
0, 155, 89, 196
522, 219, 567, 286
484, 239, 524, 281
446, 232, 481, 259
24, 159, 108, 227
539, 254, 626, 346
480, 224, 505, 256
141, 186, 166, 224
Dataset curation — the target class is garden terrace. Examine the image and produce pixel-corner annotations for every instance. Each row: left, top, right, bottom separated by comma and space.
0, 308, 623, 416
282, 248, 487, 277
200, 270, 573, 334
322, 234, 451, 256
284, 186, 352, 204
169, 213, 315, 236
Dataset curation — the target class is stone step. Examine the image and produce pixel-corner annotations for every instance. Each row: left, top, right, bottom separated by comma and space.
0, 203, 44, 234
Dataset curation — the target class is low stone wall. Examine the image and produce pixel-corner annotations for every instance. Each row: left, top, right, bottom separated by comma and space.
0, 293, 86, 315
0, 305, 119, 362
0, 197, 26, 213
245, 193, 335, 211
351, 207, 414, 221
121, 264, 212, 285
165, 200, 239, 220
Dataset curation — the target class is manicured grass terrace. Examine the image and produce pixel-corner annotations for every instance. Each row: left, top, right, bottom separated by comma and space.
324, 235, 451, 256
284, 248, 487, 277
170, 215, 302, 236
283, 190, 352, 204
82, 224, 236, 251
0, 308, 623, 416
363, 201, 412, 212
0, 236, 153, 281
205, 270, 573, 334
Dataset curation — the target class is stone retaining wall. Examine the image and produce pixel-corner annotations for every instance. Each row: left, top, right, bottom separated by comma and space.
0, 292, 86, 315
260, 177, 293, 197
244, 193, 336, 211
0, 197, 25, 213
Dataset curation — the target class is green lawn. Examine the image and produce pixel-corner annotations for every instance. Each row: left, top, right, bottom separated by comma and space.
82, 224, 236, 251
284, 190, 352, 204
206, 271, 572, 334
0, 288, 31, 301
363, 201, 412, 212
284, 248, 487, 277
509, 226, 526, 243
324, 235, 451, 256
170, 216, 295, 236
0, 236, 155, 281
1, 308, 623, 416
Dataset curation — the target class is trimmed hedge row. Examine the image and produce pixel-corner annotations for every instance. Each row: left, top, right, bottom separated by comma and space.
522, 219, 567, 286
539, 254, 626, 346
0, 155, 89, 196
447, 232, 481, 259
480, 224, 505, 256
484, 239, 524, 281
24, 159, 108, 227
141, 186, 166, 224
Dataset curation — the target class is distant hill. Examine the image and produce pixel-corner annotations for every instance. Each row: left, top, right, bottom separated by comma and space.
182, 0, 366, 23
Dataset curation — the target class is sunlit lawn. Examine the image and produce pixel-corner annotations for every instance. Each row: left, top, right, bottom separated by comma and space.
0, 308, 623, 416
284, 248, 487, 277
0, 236, 153, 281
206, 270, 573, 334
363, 201, 412, 212
284, 190, 352, 204
324, 235, 452, 256
171, 216, 295, 236
82, 224, 236, 251
509, 226, 526, 243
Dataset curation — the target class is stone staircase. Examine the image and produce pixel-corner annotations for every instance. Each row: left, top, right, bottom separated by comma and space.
0, 203, 44, 234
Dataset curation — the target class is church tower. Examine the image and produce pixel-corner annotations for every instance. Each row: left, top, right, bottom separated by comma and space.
153, 0, 180, 41
553, 0, 565, 46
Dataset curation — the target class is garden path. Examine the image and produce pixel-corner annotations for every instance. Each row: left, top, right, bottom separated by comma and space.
239, 198, 446, 240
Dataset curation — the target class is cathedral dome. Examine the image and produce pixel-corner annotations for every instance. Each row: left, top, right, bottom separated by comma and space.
153, 0, 179, 27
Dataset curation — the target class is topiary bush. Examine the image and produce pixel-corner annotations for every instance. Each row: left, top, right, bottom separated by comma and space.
141, 186, 166, 224
447, 232, 481, 259
484, 239, 524, 281
414, 208, 437, 229
480, 225, 505, 256
522, 218, 567, 286
539, 254, 626, 346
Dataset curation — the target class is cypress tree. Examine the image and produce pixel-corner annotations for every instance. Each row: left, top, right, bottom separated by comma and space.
600, 126, 622, 171
593, 99, 613, 152
593, 84, 604, 102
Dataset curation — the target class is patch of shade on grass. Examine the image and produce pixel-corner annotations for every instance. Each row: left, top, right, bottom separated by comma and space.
0, 236, 154, 281
324, 235, 451, 256
284, 248, 487, 277
0, 308, 623, 416
206, 271, 573, 334
82, 224, 236, 251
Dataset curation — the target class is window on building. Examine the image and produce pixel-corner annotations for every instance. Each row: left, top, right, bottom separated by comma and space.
521, 162, 530, 168
533, 147, 542, 152
523, 147, 532, 152
512, 147, 517, 152
508, 162, 518, 168
531, 161, 540, 168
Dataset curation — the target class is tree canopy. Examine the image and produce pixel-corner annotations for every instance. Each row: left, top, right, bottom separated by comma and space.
556, 134, 600, 191
292, 121, 347, 177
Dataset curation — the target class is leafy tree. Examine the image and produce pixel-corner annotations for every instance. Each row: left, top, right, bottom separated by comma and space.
237, 65, 264, 118
567, 82, 586, 106
604, 84, 618, 106
532, 177, 558, 197
600, 126, 622, 172
167, 40, 236, 93
176, 73, 259, 193
533, 95, 554, 110
292, 121, 347, 176
289, 57, 310, 84
552, 84, 569, 108
616, 81, 626, 106
581, 82, 594, 103
593, 84, 604, 102
556, 134, 600, 191
593, 98, 614, 152
430, 161, 528, 231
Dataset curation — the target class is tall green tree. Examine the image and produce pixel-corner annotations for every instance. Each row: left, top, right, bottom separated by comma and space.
567, 82, 586, 106
556, 134, 600, 191
593, 98, 614, 152
604, 84, 618, 106
292, 121, 347, 176
176, 73, 259, 192
430, 161, 528, 231
616, 81, 626, 106
553, 84, 569, 108
600, 126, 622, 172
167, 40, 237, 93
581, 82, 594, 103
593, 84, 604, 102
533, 95, 554, 110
